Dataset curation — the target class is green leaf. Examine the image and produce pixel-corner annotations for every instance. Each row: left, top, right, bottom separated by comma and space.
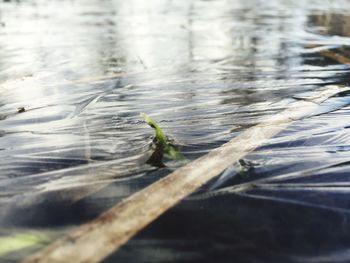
0, 232, 49, 257
140, 113, 186, 161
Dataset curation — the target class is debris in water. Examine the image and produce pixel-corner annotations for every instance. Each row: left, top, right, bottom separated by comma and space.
17, 107, 25, 113
237, 158, 255, 177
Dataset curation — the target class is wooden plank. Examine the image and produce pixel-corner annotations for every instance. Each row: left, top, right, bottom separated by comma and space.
22, 85, 345, 263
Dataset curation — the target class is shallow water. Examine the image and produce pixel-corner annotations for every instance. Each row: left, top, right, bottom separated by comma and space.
1, 0, 350, 262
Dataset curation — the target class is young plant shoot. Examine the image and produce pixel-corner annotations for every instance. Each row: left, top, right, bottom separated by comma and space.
140, 113, 185, 161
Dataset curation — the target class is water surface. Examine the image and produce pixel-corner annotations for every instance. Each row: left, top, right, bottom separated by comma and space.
1, 0, 350, 262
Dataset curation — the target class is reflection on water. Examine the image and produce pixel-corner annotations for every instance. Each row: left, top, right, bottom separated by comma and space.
310, 13, 350, 37
1, 0, 350, 262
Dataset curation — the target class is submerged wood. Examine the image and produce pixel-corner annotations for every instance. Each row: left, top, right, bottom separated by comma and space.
320, 49, 350, 65
22, 85, 346, 263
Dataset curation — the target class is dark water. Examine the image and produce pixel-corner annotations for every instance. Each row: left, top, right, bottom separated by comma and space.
1, 0, 350, 262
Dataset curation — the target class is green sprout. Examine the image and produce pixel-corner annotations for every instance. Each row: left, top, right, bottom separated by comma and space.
140, 113, 185, 161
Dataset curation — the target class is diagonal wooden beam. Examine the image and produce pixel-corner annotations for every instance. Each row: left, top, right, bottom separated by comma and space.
22, 85, 346, 263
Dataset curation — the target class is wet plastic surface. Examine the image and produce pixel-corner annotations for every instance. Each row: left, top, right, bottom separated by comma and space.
2, 0, 350, 262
